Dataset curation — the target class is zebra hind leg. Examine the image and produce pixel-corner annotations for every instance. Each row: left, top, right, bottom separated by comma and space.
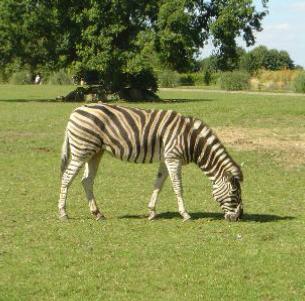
81, 152, 105, 221
148, 162, 168, 220
165, 158, 191, 222
58, 158, 84, 220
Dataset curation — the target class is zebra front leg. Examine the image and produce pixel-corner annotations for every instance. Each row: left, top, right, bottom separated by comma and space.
148, 162, 168, 220
165, 158, 191, 221
81, 152, 105, 221
58, 158, 84, 220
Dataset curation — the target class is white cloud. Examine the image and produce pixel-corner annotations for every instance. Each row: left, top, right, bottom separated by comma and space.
271, 23, 290, 30
290, 2, 305, 12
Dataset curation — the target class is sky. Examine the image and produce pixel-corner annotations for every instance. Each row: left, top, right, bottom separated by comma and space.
200, 0, 305, 67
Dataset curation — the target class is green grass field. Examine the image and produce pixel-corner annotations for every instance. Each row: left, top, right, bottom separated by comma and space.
1, 85, 305, 300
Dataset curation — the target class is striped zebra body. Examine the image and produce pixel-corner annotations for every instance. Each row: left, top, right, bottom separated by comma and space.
58, 103, 243, 222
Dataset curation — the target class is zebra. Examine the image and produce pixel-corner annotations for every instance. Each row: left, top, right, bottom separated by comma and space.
58, 103, 243, 222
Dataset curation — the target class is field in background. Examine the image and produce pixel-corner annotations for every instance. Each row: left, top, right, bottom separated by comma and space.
163, 69, 304, 93
1, 85, 305, 300
250, 69, 302, 91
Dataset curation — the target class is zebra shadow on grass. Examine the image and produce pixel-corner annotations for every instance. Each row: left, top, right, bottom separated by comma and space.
119, 211, 295, 223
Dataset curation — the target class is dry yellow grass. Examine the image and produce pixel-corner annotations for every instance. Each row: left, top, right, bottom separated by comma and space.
250, 69, 302, 91
215, 126, 305, 168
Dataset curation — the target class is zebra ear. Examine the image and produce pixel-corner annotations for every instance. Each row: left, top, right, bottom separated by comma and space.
224, 171, 243, 182
224, 171, 234, 181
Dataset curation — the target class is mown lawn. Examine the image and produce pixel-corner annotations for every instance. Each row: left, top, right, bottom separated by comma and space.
1, 85, 305, 300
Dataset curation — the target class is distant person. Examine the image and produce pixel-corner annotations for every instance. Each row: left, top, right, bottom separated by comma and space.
34, 74, 41, 84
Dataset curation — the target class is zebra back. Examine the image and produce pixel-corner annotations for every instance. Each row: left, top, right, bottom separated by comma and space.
67, 103, 190, 163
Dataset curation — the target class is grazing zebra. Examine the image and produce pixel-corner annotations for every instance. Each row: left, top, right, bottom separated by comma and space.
58, 103, 243, 222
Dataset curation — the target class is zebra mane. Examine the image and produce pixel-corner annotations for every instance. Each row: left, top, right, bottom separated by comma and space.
188, 117, 243, 182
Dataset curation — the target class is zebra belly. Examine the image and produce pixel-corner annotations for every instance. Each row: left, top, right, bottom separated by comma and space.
101, 142, 164, 163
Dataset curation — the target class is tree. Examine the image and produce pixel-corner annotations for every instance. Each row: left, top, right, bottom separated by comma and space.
0, 1, 55, 76
0, 0, 269, 94
239, 46, 269, 74
239, 46, 295, 72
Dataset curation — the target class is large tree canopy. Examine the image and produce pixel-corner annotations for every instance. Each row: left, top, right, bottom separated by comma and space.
0, 0, 268, 91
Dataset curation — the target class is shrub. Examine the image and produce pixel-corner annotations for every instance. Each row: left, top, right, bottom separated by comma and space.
158, 69, 180, 87
125, 68, 158, 92
191, 73, 205, 86
178, 74, 195, 86
202, 69, 212, 85
9, 70, 33, 84
176, 72, 216, 86
293, 72, 305, 93
219, 71, 250, 91
0, 73, 6, 84
48, 70, 73, 85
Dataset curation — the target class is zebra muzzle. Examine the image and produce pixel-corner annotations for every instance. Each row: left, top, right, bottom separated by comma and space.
224, 213, 238, 222
224, 204, 242, 222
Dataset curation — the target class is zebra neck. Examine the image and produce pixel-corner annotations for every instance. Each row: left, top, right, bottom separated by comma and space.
191, 130, 239, 182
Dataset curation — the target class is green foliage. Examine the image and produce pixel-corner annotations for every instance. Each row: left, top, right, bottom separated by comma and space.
293, 72, 305, 93
219, 71, 250, 90
179, 74, 195, 86
48, 70, 73, 85
203, 69, 213, 85
263, 49, 295, 70
191, 73, 205, 86
239, 46, 295, 73
9, 70, 32, 85
157, 69, 180, 87
123, 56, 158, 92
203, 45, 296, 76
0, 73, 6, 84
239, 52, 261, 75
0, 0, 269, 96
0, 1, 63, 73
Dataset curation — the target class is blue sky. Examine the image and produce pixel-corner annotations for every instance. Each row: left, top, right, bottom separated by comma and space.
201, 0, 305, 67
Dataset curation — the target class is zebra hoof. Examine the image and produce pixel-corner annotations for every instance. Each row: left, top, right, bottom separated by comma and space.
148, 211, 157, 221
182, 212, 191, 222
59, 214, 69, 221
95, 213, 105, 221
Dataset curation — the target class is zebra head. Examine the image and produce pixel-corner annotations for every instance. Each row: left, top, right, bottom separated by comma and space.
212, 171, 243, 222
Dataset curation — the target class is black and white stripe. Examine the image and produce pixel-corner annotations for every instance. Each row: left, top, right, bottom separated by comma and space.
58, 103, 243, 221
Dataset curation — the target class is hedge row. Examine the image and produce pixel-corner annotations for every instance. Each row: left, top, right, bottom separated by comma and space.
2, 69, 305, 93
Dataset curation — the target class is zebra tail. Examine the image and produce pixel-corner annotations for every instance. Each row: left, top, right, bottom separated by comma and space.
60, 129, 70, 176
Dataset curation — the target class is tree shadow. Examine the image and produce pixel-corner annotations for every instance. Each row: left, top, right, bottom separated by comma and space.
161, 98, 214, 103
0, 98, 214, 104
0, 98, 62, 103
119, 211, 295, 223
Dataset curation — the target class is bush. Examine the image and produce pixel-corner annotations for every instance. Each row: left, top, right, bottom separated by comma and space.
9, 70, 33, 84
0, 73, 6, 84
293, 72, 305, 93
202, 69, 212, 85
178, 74, 195, 86
48, 70, 73, 85
219, 71, 250, 91
126, 68, 158, 92
190, 73, 207, 86
158, 69, 180, 87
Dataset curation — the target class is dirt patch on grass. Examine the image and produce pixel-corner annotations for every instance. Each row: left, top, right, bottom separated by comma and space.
32, 147, 53, 153
215, 126, 305, 168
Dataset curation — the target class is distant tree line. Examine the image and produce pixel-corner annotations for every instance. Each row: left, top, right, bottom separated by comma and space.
0, 0, 269, 94
200, 45, 300, 75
